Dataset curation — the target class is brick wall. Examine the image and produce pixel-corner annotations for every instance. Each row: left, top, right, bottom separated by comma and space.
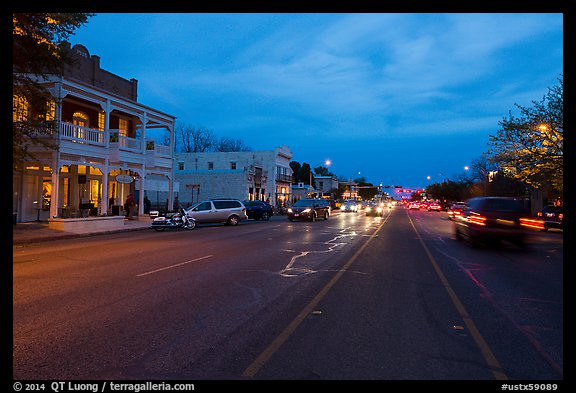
63, 44, 138, 101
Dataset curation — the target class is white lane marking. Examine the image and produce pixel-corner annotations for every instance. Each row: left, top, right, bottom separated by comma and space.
136, 255, 213, 277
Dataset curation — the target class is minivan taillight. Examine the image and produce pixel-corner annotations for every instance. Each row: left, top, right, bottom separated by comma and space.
520, 218, 545, 230
469, 213, 486, 226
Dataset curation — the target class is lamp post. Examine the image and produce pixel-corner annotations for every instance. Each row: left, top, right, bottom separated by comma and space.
309, 160, 331, 198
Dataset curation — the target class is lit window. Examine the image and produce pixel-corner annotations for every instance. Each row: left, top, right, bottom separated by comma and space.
98, 112, 105, 130
73, 111, 89, 127
119, 118, 128, 137
13, 95, 28, 121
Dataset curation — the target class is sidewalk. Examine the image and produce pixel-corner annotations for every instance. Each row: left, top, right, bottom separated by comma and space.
13, 216, 153, 245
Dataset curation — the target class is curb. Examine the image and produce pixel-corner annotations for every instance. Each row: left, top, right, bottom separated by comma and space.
13, 225, 151, 246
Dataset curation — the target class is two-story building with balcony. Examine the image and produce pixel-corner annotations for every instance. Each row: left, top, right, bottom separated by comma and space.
13, 44, 176, 226
174, 145, 293, 208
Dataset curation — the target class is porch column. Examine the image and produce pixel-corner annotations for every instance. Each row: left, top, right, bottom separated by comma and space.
168, 174, 173, 211
140, 113, 147, 154
104, 99, 111, 148
168, 123, 175, 211
101, 159, 110, 216
50, 86, 63, 219
50, 152, 60, 219
138, 164, 145, 215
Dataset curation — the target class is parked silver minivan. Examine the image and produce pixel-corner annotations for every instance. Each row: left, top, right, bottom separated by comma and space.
184, 199, 248, 226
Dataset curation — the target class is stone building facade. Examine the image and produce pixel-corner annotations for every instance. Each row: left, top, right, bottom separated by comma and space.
174, 146, 293, 208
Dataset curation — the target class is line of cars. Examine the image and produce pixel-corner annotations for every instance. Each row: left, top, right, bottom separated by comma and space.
450, 197, 563, 248
405, 197, 562, 249
150, 197, 334, 228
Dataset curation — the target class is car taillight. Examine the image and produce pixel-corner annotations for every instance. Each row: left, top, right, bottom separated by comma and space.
558, 213, 563, 220
469, 213, 486, 226
537, 211, 543, 217
520, 218, 545, 230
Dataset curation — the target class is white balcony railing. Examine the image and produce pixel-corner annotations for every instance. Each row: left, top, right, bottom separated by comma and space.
110, 130, 142, 151
58, 123, 170, 158
144, 139, 171, 157
60, 122, 105, 145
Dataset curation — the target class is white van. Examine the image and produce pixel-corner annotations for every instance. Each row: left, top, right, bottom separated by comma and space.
184, 199, 248, 226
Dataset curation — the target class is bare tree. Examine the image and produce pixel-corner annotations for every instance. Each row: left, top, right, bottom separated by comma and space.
175, 123, 216, 152
214, 136, 251, 152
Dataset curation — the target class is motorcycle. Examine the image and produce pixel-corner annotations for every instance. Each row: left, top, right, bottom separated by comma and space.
151, 208, 196, 231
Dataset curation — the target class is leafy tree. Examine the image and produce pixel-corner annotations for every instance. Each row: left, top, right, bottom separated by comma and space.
289, 161, 302, 183
13, 13, 93, 169
354, 176, 378, 200
487, 77, 563, 198
313, 165, 334, 176
289, 161, 314, 185
301, 163, 313, 185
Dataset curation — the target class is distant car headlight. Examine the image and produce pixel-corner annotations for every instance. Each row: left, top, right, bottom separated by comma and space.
302, 208, 311, 213
287, 208, 293, 213
377, 207, 383, 213
366, 207, 372, 212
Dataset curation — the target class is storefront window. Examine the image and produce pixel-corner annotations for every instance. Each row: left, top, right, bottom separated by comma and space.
90, 179, 100, 207
63, 178, 70, 208
42, 178, 51, 210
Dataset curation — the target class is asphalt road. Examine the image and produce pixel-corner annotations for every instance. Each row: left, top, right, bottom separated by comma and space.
12, 207, 563, 381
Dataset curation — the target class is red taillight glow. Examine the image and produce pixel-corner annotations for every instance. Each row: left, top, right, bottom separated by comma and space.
520, 218, 545, 230
469, 213, 486, 226
558, 213, 563, 220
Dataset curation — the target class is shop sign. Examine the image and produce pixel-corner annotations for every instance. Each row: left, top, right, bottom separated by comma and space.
115, 174, 134, 184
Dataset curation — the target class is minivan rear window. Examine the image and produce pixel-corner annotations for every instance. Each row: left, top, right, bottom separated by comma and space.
213, 200, 241, 209
470, 198, 528, 212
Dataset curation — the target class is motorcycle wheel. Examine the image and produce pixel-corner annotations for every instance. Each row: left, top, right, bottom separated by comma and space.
185, 220, 196, 230
154, 227, 166, 232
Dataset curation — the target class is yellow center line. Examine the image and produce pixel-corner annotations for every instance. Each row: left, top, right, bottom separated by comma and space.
408, 215, 508, 380
242, 215, 390, 378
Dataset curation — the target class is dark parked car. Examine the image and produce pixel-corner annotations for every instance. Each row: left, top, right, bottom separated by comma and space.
243, 200, 274, 220
536, 205, 563, 230
453, 197, 533, 248
287, 198, 330, 221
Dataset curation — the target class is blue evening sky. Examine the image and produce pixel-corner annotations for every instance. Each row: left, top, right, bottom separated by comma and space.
69, 13, 563, 189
